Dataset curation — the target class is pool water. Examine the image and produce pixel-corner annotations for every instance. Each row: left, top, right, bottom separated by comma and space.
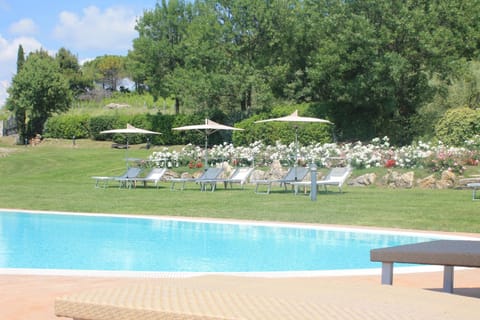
0, 210, 443, 273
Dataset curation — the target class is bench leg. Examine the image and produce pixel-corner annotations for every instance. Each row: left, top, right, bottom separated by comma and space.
443, 266, 454, 293
381, 262, 394, 285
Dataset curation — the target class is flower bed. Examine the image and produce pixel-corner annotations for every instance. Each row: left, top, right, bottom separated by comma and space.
149, 137, 480, 174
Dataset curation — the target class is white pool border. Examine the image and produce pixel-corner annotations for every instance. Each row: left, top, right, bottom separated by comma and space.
1, 208, 478, 278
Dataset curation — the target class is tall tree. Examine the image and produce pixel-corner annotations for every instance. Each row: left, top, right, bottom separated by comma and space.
6, 50, 71, 141
16, 45, 25, 72
56, 47, 92, 97
130, 0, 192, 113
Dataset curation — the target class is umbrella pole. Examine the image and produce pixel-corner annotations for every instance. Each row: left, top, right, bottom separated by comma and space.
204, 132, 208, 169
126, 136, 129, 169
294, 125, 298, 180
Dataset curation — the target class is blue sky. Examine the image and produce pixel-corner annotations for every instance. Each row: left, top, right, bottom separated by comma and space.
0, 0, 158, 107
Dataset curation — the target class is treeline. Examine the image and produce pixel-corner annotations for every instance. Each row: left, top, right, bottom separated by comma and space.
127, 0, 480, 145
6, 0, 480, 146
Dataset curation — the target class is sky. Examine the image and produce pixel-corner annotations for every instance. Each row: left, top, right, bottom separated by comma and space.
0, 0, 158, 108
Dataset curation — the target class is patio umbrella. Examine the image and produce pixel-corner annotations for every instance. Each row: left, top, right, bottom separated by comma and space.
255, 110, 333, 179
173, 119, 244, 168
100, 124, 161, 167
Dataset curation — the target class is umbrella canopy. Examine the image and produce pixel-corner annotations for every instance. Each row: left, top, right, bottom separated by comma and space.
255, 110, 333, 173
100, 124, 161, 167
100, 123, 162, 135
173, 119, 244, 168
255, 110, 333, 124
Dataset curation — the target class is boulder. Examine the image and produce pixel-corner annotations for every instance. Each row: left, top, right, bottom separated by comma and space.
251, 169, 267, 181
382, 170, 414, 188
218, 162, 232, 178
266, 160, 287, 180
417, 171, 457, 189
163, 170, 179, 180
348, 173, 377, 187
440, 170, 456, 188
417, 175, 437, 189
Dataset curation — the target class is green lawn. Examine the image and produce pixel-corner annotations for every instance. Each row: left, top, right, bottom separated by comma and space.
0, 137, 479, 233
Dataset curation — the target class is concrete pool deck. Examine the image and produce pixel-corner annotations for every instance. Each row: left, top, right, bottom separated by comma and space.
1, 268, 480, 319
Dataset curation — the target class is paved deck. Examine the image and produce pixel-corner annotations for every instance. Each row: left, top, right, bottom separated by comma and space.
1, 268, 480, 320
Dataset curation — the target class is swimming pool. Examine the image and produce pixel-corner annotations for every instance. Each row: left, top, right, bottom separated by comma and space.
0, 209, 469, 275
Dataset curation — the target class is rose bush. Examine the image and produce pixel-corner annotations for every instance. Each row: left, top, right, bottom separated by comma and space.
149, 136, 480, 174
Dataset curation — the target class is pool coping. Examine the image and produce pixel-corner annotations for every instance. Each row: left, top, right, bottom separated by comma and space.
1, 208, 479, 278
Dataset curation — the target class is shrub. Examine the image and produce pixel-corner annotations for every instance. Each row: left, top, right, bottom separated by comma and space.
44, 114, 90, 139
89, 115, 119, 140
435, 107, 480, 146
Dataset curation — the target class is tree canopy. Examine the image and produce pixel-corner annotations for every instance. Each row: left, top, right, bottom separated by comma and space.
128, 0, 480, 144
6, 50, 72, 141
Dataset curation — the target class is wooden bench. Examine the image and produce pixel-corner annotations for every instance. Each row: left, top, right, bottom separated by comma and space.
370, 240, 480, 293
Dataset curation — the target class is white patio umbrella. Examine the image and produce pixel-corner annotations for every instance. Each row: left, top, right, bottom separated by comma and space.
173, 119, 244, 168
255, 110, 333, 179
100, 123, 161, 167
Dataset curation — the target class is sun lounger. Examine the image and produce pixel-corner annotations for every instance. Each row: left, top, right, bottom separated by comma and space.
200, 167, 254, 191
170, 167, 224, 191
91, 167, 142, 189
370, 240, 480, 293
466, 182, 480, 200
292, 166, 352, 195
128, 167, 167, 188
254, 166, 309, 194
222, 167, 254, 189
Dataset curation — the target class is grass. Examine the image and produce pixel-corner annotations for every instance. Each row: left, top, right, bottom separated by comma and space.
1, 137, 479, 233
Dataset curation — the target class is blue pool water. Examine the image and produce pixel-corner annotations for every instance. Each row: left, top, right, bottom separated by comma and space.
0, 210, 445, 273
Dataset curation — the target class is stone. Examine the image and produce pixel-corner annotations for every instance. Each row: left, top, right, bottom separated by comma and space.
417, 171, 457, 189
417, 175, 437, 189
220, 162, 233, 178
348, 173, 377, 187
266, 160, 287, 180
163, 170, 179, 180
382, 170, 414, 188
251, 169, 267, 181
440, 170, 456, 188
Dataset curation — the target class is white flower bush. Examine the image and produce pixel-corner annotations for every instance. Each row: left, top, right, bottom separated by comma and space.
149, 137, 480, 173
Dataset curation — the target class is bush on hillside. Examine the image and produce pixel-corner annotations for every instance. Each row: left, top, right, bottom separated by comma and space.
435, 107, 480, 146
44, 114, 90, 139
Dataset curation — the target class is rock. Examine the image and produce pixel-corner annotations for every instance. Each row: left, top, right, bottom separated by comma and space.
163, 170, 179, 180
267, 160, 287, 180
348, 173, 377, 187
417, 175, 437, 189
417, 171, 457, 189
105, 103, 130, 109
251, 169, 267, 181
440, 170, 456, 188
181, 172, 195, 179
219, 162, 233, 178
382, 170, 414, 188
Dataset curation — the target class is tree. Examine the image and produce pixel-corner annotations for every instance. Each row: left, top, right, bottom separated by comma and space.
130, 0, 192, 114
16, 45, 25, 72
56, 47, 93, 97
96, 55, 125, 90
6, 50, 72, 141
304, 0, 480, 144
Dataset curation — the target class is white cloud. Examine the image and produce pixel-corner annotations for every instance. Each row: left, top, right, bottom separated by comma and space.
9, 18, 38, 35
0, 34, 43, 108
53, 5, 137, 52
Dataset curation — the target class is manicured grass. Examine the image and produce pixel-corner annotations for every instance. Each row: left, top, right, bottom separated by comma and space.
0, 138, 479, 233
